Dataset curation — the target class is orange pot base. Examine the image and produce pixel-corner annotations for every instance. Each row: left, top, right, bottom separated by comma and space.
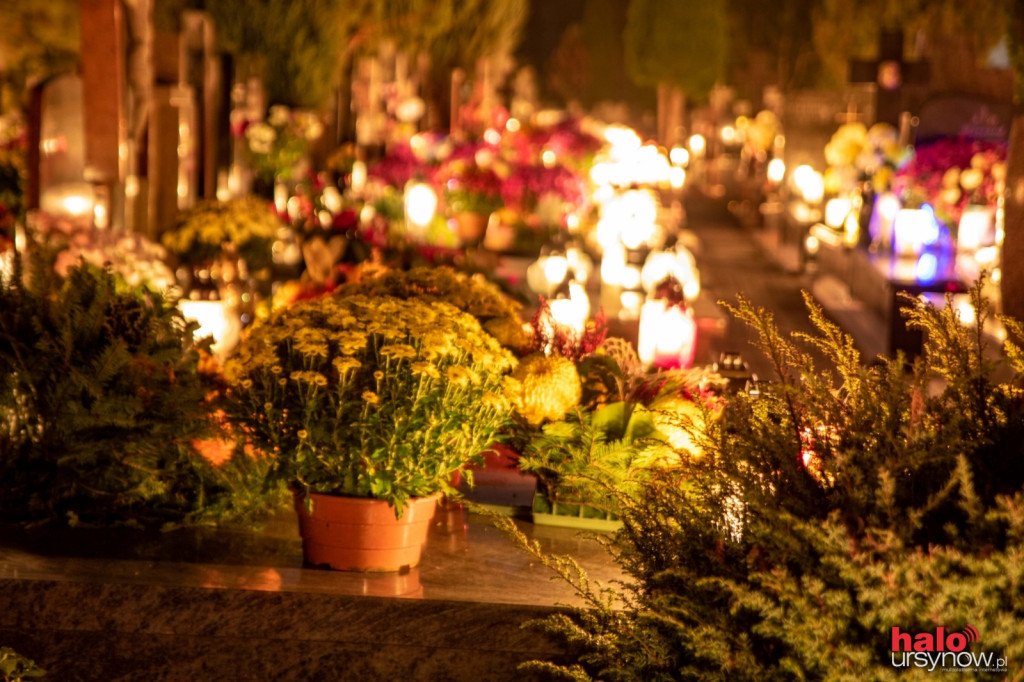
294, 493, 439, 572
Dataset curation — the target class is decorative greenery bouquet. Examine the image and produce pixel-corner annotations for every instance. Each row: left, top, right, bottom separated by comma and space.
223, 293, 517, 516
0, 111, 26, 227
161, 196, 278, 272
516, 338, 722, 515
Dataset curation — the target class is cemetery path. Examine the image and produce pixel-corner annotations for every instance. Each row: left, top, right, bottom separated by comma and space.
685, 195, 835, 380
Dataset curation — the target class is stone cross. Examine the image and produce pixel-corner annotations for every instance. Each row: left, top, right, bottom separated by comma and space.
848, 30, 930, 128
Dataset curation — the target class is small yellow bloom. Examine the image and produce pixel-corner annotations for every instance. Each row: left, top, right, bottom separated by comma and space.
411, 361, 441, 380
377, 299, 400, 314
481, 391, 509, 411
241, 379, 253, 390
334, 331, 368, 353
290, 370, 327, 385
297, 429, 309, 439
362, 391, 379, 405
445, 365, 474, 388
295, 340, 329, 358
333, 357, 362, 374
379, 325, 406, 340
379, 344, 417, 360
374, 370, 384, 381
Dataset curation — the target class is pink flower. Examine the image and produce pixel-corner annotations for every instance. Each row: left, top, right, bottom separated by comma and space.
891, 137, 1006, 227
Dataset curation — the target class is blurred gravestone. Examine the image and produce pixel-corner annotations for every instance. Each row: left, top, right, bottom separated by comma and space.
914, 93, 1013, 144
148, 11, 227, 240
35, 74, 94, 217
150, 27, 188, 240
180, 11, 229, 201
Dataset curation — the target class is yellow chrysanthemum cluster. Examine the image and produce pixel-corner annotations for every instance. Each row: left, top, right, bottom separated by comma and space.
337, 266, 522, 326
226, 294, 514, 384
483, 316, 532, 355
161, 196, 279, 265
823, 122, 903, 195
509, 353, 582, 426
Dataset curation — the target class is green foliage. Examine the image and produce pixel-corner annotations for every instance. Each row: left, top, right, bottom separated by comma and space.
519, 401, 666, 515
509, 277, 1024, 680
726, 0, 821, 91
0, 253, 219, 526
205, 0, 525, 109
579, 0, 632, 105
0, 648, 45, 681
0, 115, 25, 220
376, 0, 527, 73
624, 0, 728, 100
205, 0, 350, 109
812, 0, 1012, 90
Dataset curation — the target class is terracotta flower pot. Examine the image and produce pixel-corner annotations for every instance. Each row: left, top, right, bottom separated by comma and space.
453, 211, 490, 245
294, 492, 439, 572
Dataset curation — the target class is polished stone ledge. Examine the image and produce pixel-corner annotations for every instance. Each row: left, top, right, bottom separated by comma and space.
0, 504, 626, 680
0, 503, 625, 606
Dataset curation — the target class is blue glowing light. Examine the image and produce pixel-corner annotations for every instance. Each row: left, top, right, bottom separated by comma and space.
919, 204, 941, 246
915, 252, 938, 284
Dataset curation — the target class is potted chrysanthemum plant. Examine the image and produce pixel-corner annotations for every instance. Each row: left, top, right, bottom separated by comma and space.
434, 144, 505, 244
161, 196, 279, 298
223, 293, 516, 571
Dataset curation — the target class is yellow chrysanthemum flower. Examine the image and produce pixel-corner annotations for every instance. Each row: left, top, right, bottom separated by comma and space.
332, 356, 362, 374
445, 365, 473, 388
483, 316, 532, 353
334, 331, 368, 353
379, 344, 418, 360
411, 361, 440, 380
510, 353, 581, 426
